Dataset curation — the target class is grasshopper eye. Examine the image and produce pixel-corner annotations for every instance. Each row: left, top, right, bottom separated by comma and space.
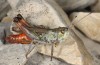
13, 17, 19, 23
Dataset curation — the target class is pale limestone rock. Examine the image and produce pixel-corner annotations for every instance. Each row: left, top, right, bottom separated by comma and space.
70, 12, 100, 42
74, 28, 100, 65
54, 0, 97, 11
0, 44, 27, 65
7, 0, 97, 11
5, 0, 93, 65
91, 0, 100, 12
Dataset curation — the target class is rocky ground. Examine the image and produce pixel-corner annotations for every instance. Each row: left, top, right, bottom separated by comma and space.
0, 0, 100, 65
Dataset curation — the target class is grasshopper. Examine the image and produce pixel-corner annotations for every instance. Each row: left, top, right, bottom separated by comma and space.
6, 13, 91, 61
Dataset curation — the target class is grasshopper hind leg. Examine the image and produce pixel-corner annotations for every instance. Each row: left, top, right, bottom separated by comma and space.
51, 42, 54, 61
26, 41, 36, 59
21, 41, 36, 59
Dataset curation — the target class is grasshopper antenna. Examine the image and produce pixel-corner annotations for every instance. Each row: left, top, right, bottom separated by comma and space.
68, 12, 92, 29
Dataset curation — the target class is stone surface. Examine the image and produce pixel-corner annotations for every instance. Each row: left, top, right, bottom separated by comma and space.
74, 28, 100, 65
54, 0, 97, 11
70, 12, 100, 42
0, 0, 11, 21
0, 44, 27, 65
91, 0, 100, 12
7, 0, 97, 11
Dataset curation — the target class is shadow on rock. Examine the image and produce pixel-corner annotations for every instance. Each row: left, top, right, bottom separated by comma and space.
25, 52, 73, 65
0, 22, 12, 44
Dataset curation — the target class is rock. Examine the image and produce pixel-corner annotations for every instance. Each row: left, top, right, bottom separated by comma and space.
54, 0, 97, 11
91, 0, 100, 12
7, 0, 20, 10
74, 28, 100, 65
4, 0, 93, 65
0, 44, 27, 65
0, 0, 11, 21
70, 12, 100, 42
7, 0, 97, 14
